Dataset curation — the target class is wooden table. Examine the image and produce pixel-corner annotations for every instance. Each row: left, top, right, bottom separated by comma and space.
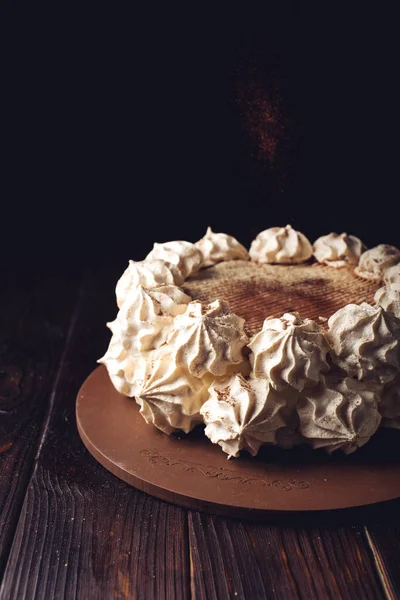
1, 265, 399, 600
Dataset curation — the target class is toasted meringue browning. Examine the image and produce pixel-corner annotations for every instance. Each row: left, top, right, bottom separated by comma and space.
297, 376, 381, 454
374, 284, 400, 319
195, 226, 249, 267
146, 240, 203, 278
250, 225, 313, 264
167, 300, 249, 377
355, 244, 400, 282
328, 302, 400, 384
313, 232, 365, 267
116, 260, 184, 308
248, 312, 330, 391
201, 374, 294, 457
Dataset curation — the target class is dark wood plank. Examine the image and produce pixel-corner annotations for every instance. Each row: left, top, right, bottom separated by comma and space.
188, 512, 386, 600
364, 504, 400, 600
0, 272, 81, 579
0, 269, 191, 600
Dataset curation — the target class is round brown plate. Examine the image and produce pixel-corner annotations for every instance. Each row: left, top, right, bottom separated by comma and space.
76, 366, 400, 517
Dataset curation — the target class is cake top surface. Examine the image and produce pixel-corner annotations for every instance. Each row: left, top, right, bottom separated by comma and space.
183, 259, 380, 335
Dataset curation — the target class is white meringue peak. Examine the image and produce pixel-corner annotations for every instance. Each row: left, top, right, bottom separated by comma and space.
136, 350, 208, 434
167, 300, 249, 378
374, 284, 400, 319
146, 240, 203, 278
200, 373, 294, 458
195, 227, 249, 267
384, 263, 400, 285
248, 312, 330, 391
249, 225, 313, 264
313, 232, 365, 268
116, 259, 184, 308
98, 337, 151, 397
297, 375, 381, 454
355, 244, 400, 282
328, 302, 400, 384
108, 285, 191, 354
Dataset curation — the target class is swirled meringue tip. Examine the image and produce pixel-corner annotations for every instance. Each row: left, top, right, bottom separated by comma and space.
166, 299, 249, 378
107, 284, 191, 355
145, 240, 203, 278
374, 284, 400, 319
313, 232, 366, 268
248, 312, 330, 391
99, 340, 208, 434
380, 373, 400, 430
115, 259, 184, 308
249, 224, 313, 264
327, 302, 400, 384
297, 375, 382, 454
384, 263, 400, 285
136, 395, 204, 435
195, 227, 249, 267
136, 349, 209, 434
200, 373, 294, 458
354, 244, 400, 282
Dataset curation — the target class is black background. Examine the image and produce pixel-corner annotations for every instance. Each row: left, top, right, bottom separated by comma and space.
1, 5, 399, 276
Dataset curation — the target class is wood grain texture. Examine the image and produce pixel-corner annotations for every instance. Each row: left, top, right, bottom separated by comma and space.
0, 269, 191, 600
188, 512, 386, 600
0, 273, 80, 578
364, 509, 400, 600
